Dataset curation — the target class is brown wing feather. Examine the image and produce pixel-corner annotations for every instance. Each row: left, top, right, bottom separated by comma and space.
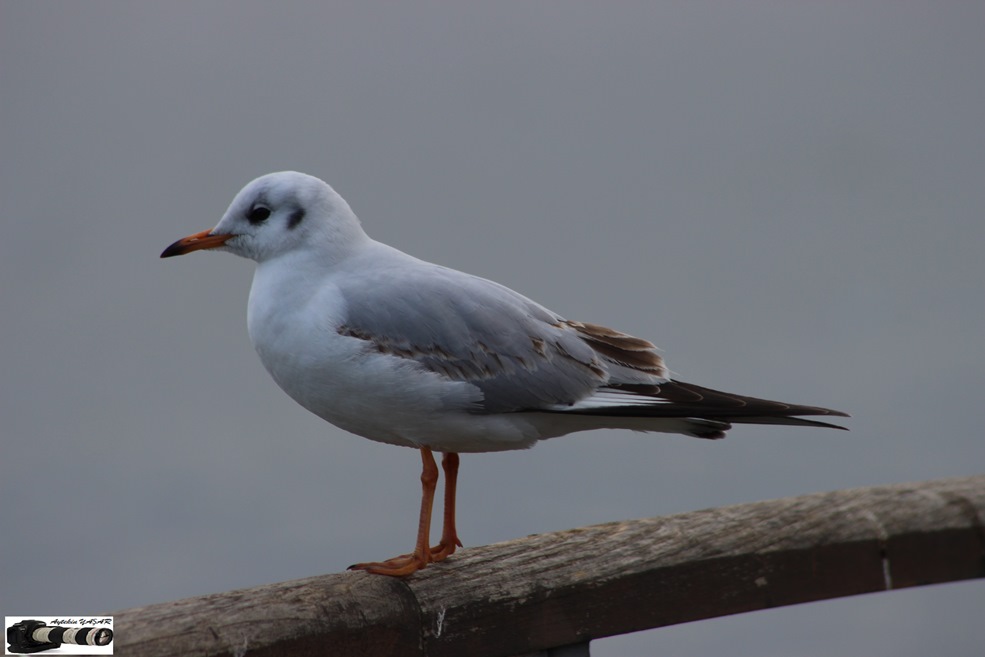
561, 320, 668, 377
550, 318, 848, 430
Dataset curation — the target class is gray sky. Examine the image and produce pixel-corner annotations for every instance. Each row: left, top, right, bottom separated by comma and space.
2, 3, 983, 655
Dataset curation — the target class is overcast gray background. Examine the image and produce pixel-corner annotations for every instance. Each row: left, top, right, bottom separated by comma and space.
2, 3, 983, 655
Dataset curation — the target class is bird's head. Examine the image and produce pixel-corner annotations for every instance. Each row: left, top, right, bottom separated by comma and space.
161, 171, 365, 263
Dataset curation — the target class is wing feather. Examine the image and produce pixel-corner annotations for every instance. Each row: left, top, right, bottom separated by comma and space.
336, 262, 608, 412
335, 256, 847, 431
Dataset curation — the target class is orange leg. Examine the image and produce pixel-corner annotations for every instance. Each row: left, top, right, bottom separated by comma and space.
349, 447, 439, 576
430, 452, 462, 561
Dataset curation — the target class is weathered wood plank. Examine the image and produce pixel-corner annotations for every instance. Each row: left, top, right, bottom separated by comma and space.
112, 475, 985, 657
113, 573, 420, 656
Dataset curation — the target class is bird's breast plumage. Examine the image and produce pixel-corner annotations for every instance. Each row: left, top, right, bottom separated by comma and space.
245, 251, 545, 451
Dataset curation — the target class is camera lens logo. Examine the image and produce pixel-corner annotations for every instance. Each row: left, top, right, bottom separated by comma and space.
6, 619, 113, 654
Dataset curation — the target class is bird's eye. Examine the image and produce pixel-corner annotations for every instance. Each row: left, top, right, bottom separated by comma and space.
247, 205, 271, 224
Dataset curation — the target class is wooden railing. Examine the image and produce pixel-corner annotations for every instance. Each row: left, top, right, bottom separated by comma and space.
112, 475, 984, 657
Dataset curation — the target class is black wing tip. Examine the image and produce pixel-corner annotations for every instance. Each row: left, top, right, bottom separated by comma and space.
805, 407, 851, 419
797, 419, 850, 431
560, 380, 851, 431
668, 380, 850, 420
727, 416, 849, 431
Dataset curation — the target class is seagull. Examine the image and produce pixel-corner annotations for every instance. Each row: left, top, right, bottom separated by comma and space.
161, 171, 848, 576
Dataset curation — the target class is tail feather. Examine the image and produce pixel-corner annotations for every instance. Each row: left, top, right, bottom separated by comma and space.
547, 379, 849, 434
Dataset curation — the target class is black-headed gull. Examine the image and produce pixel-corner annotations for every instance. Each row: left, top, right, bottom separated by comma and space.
161, 171, 847, 576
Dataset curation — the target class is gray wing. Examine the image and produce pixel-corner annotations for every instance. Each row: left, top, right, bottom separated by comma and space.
334, 259, 847, 432
336, 261, 650, 412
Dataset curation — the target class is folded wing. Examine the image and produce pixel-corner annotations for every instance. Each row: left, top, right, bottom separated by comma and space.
337, 260, 847, 436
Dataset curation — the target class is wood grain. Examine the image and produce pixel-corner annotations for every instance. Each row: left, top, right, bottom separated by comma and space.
112, 475, 985, 657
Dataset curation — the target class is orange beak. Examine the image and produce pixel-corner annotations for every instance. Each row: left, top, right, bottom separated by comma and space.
160, 229, 233, 258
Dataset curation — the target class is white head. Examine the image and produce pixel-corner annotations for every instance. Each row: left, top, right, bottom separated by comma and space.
161, 171, 368, 263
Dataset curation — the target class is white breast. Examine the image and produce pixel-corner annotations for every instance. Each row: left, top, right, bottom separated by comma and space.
245, 255, 543, 452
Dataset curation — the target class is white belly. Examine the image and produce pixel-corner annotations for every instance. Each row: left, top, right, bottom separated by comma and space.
246, 268, 542, 453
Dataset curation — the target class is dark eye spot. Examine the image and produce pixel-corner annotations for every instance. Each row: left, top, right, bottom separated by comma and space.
247, 205, 271, 224
287, 207, 306, 230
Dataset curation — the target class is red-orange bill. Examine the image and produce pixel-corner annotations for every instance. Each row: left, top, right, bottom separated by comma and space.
160, 229, 232, 258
